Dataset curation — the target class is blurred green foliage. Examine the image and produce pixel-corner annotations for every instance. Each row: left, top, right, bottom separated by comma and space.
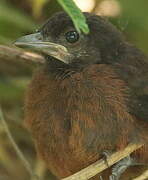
117, 0, 148, 53
0, 0, 38, 44
0, 0, 148, 180
57, 0, 90, 34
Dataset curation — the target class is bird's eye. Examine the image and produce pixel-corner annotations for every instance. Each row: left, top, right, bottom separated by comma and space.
65, 31, 79, 43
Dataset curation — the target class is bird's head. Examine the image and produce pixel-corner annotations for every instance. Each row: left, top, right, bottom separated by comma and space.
15, 12, 124, 70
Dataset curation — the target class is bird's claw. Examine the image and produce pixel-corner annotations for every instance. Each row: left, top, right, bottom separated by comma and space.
102, 150, 113, 167
109, 155, 133, 180
109, 174, 119, 180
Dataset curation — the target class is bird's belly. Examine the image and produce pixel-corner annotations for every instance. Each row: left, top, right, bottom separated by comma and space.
32, 103, 125, 179
35, 124, 100, 178
25, 65, 137, 178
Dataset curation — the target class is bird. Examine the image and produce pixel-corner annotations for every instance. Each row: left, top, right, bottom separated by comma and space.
15, 12, 148, 180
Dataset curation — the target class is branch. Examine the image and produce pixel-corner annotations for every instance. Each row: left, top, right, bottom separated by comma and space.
0, 107, 40, 180
133, 170, 148, 180
0, 45, 45, 64
62, 143, 144, 180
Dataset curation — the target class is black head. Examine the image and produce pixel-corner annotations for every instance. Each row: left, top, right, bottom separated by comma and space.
15, 12, 124, 70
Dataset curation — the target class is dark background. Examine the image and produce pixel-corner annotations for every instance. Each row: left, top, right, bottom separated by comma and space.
0, 0, 148, 179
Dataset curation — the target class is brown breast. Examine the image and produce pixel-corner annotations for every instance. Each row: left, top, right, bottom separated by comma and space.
24, 64, 136, 178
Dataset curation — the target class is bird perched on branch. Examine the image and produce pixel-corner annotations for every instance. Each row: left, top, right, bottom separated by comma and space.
15, 12, 148, 180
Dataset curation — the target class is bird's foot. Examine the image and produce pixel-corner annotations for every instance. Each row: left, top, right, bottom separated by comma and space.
102, 150, 113, 167
109, 155, 133, 180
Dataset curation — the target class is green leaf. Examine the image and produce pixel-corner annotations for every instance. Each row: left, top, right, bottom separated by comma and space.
57, 0, 90, 34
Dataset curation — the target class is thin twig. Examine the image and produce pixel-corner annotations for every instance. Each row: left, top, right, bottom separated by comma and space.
133, 169, 148, 180
0, 107, 40, 180
62, 143, 144, 180
0, 45, 45, 64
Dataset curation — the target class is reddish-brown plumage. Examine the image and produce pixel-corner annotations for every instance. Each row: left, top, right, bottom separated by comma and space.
25, 64, 147, 179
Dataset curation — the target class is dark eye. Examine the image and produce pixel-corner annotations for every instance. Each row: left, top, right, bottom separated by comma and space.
65, 31, 79, 43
